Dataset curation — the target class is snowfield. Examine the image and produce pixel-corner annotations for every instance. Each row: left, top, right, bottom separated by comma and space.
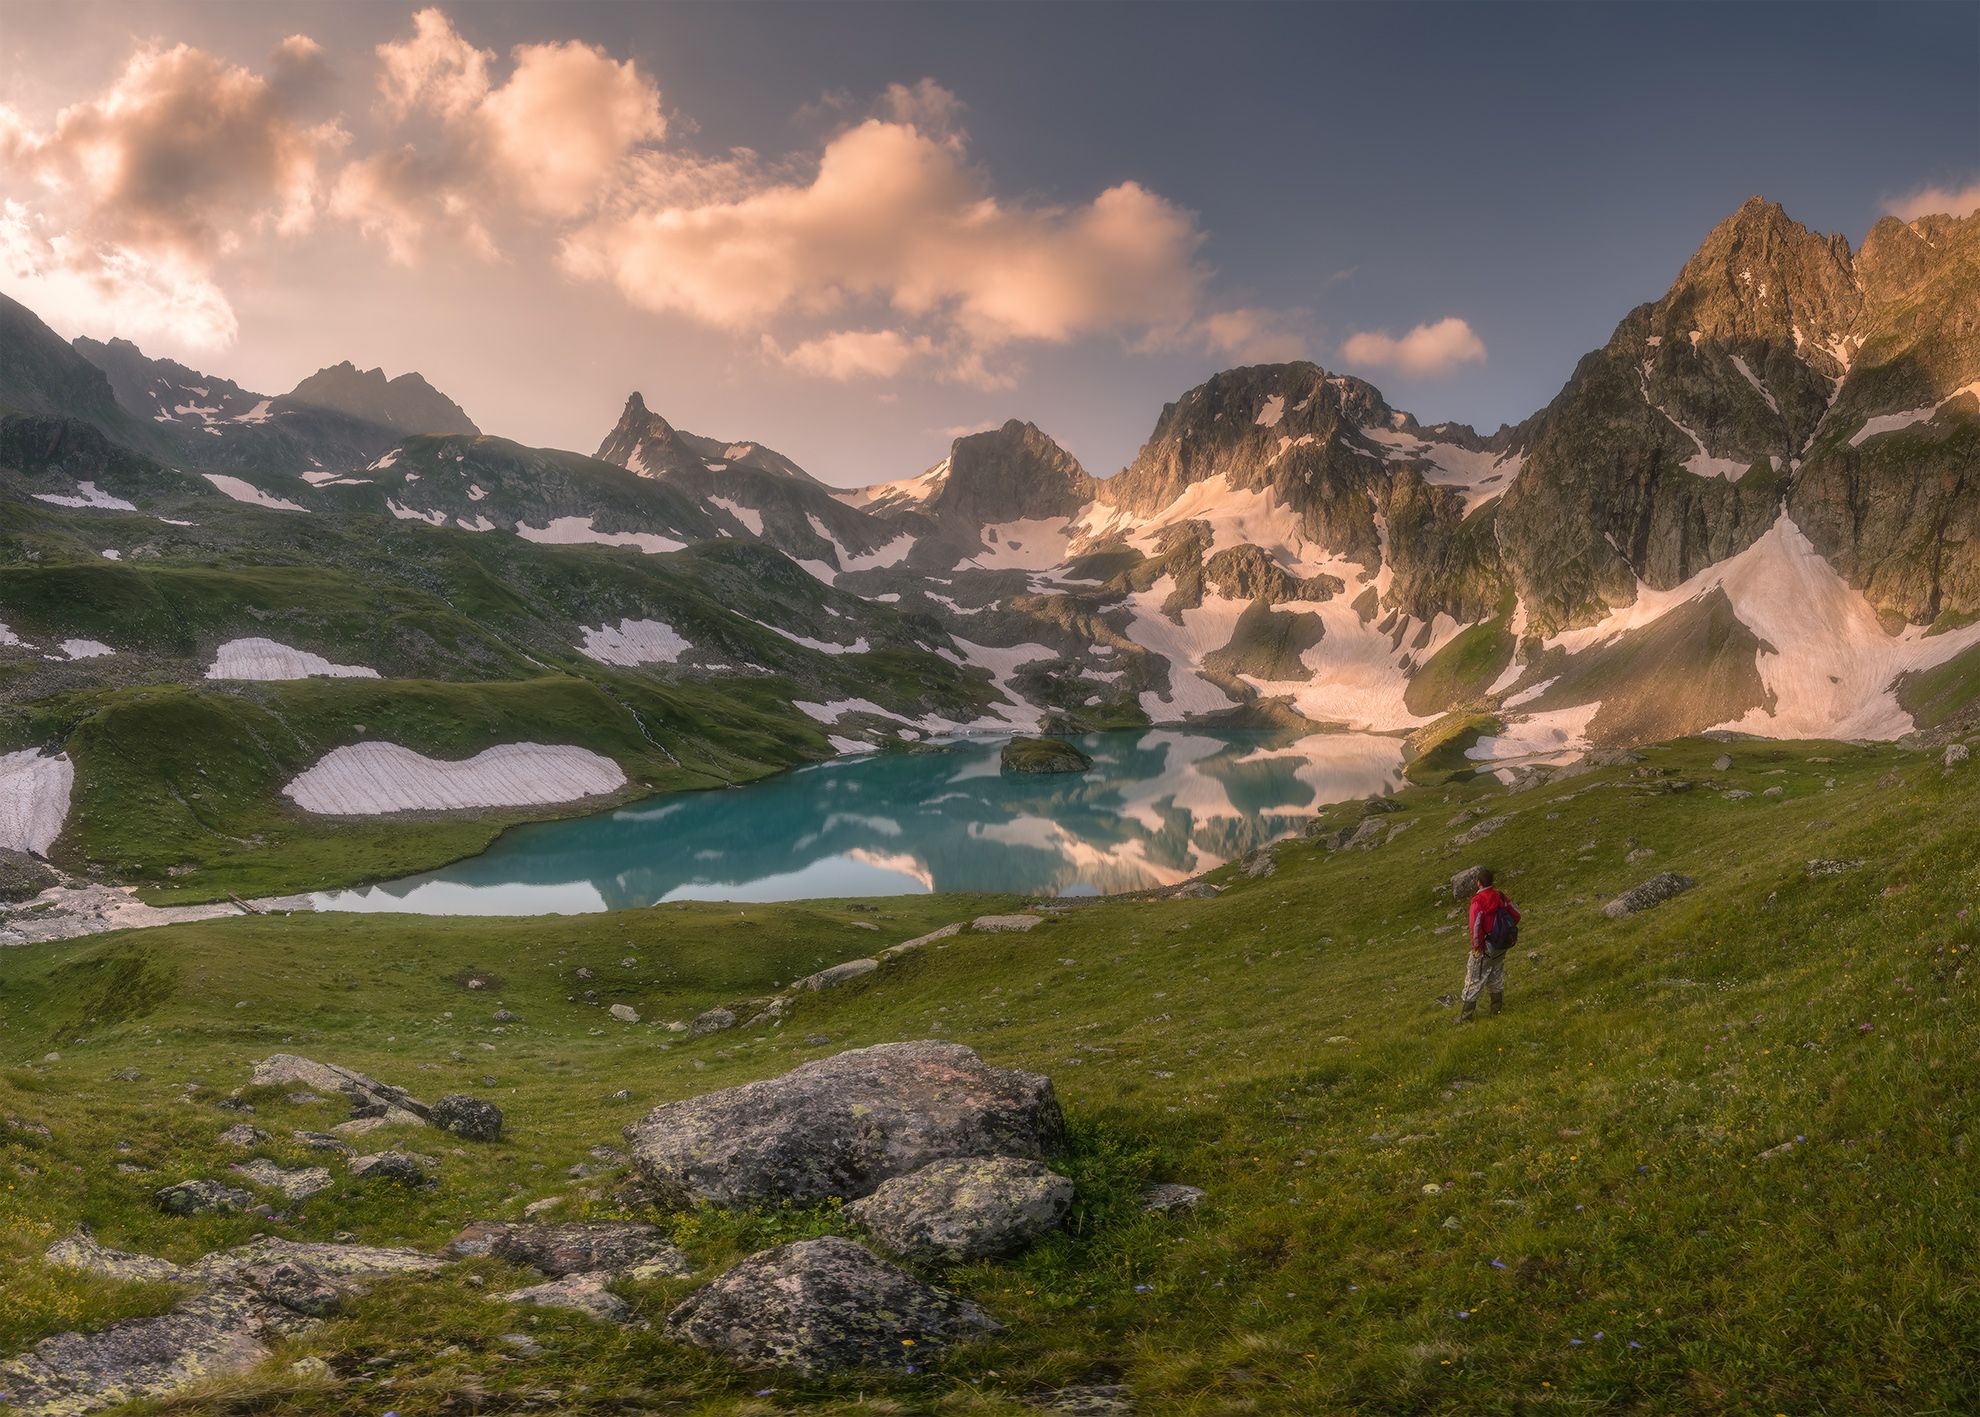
205, 639, 379, 681
32, 481, 137, 511
577, 618, 692, 666
285, 742, 628, 815
202, 474, 309, 512
0, 749, 74, 855
516, 516, 684, 555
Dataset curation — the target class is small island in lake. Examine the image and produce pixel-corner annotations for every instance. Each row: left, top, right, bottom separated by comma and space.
1000, 736, 1094, 775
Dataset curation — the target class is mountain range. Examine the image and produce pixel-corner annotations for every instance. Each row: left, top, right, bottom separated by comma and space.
0, 196, 1974, 896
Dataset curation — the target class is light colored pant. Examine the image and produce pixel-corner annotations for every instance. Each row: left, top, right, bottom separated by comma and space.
1461, 949, 1505, 1003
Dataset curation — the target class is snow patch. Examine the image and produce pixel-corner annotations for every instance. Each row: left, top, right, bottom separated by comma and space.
202, 474, 308, 512
61, 639, 115, 659
709, 497, 763, 536
205, 639, 379, 681
386, 500, 448, 525
32, 481, 136, 511
1255, 393, 1285, 427
577, 618, 692, 666
516, 516, 684, 555
0, 750, 73, 855
1848, 381, 1980, 447
285, 742, 627, 815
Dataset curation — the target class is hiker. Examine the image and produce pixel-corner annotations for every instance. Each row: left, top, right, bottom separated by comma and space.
1459, 868, 1520, 1023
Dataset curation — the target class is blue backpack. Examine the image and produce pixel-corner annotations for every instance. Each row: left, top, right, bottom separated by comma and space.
1483, 905, 1519, 955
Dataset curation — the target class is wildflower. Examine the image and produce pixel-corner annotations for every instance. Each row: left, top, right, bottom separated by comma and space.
1593, 1331, 1605, 1340
1457, 1310, 1470, 1320
1570, 1338, 1583, 1346
1628, 1340, 1642, 1350
1490, 1258, 1508, 1269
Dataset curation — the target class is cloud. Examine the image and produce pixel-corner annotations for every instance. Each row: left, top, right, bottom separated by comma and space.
329, 146, 497, 264
1198, 306, 1307, 363
560, 106, 1228, 384
1341, 317, 1486, 376
0, 36, 344, 266
0, 199, 237, 347
1886, 180, 1980, 222
372, 9, 664, 221
766, 328, 936, 381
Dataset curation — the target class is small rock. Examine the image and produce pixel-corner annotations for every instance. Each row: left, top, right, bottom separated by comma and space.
848, 920, 880, 931
1806, 858, 1865, 879
1624, 847, 1656, 864
1712, 754, 1734, 771
667, 1236, 998, 1375
1028, 1383, 1135, 1416
291, 1130, 353, 1154
231, 1159, 333, 1200
689, 1007, 736, 1037
446, 1220, 690, 1277
347, 1150, 435, 1187
1946, 743, 1970, 768
846, 1156, 1074, 1265
508, 1271, 628, 1322
880, 923, 961, 959
1601, 872, 1696, 918
499, 1333, 544, 1357
608, 1003, 640, 1024
217, 1123, 268, 1149
1138, 1182, 1206, 1214
493, 1008, 521, 1023
431, 1093, 504, 1142
156, 1179, 253, 1215
1451, 815, 1511, 847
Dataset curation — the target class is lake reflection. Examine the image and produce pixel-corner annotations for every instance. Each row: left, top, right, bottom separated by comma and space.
312, 728, 1403, 914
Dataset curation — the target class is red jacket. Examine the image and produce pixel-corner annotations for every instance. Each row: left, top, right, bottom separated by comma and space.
1469, 887, 1519, 953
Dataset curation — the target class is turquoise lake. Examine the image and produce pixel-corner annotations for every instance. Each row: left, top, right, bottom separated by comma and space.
311, 728, 1405, 914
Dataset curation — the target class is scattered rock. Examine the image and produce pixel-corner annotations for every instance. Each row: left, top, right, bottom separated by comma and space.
608, 1003, 640, 1024
973, 914, 1044, 933
1240, 847, 1277, 879
493, 1008, 521, 1023
667, 1236, 998, 1376
1806, 858, 1865, 878
507, 1271, 629, 1323
291, 1130, 353, 1154
1946, 743, 1970, 768
627, 1041, 1064, 1209
329, 1109, 424, 1137
1724, 788, 1753, 800
156, 1179, 253, 1216
446, 1220, 690, 1277
847, 1156, 1074, 1265
217, 1123, 267, 1149
347, 1150, 435, 1187
1601, 873, 1696, 918
1451, 815, 1512, 847
1028, 1383, 1135, 1415
1712, 753, 1734, 771
231, 1159, 332, 1200
430, 1093, 504, 1142
999, 736, 1093, 775
689, 1007, 736, 1037
188, 1236, 444, 1280
793, 959, 879, 991
1138, 1182, 1206, 1214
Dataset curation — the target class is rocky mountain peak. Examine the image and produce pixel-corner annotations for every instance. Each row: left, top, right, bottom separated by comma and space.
927, 419, 1095, 525
282, 362, 479, 437
1654, 196, 1860, 362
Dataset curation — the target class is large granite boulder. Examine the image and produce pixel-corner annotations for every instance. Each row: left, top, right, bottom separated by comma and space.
667, 1236, 999, 1375
445, 1220, 690, 1277
626, 1042, 1064, 1209
1602, 872, 1697, 918
845, 1156, 1074, 1265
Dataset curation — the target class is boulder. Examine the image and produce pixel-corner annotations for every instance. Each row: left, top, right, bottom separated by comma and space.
793, 959, 879, 991
626, 1041, 1065, 1209
1946, 742, 1970, 768
186, 1236, 444, 1280
973, 914, 1044, 933
609, 1003, 640, 1024
217, 1123, 267, 1148
445, 1220, 690, 1277
667, 1236, 999, 1375
1451, 815, 1512, 847
1449, 865, 1489, 902
689, 1007, 736, 1037
347, 1150, 435, 1187
1000, 736, 1094, 775
1601, 872, 1697, 918
0, 1285, 273, 1414
430, 1093, 504, 1142
249, 1054, 428, 1123
880, 923, 961, 960
846, 1156, 1074, 1264
1712, 753, 1735, 771
0, 848, 59, 902
156, 1179, 253, 1216
231, 1159, 332, 1200
507, 1272, 629, 1323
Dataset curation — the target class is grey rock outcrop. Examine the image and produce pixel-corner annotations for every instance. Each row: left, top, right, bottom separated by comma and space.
1602, 872, 1697, 918
667, 1236, 999, 1375
0, 848, 59, 902
793, 958, 879, 991
1450, 865, 1489, 901
230, 1159, 332, 1200
626, 1041, 1065, 1209
846, 1156, 1074, 1265
507, 1272, 629, 1323
1138, 1182, 1207, 1215
156, 1179, 253, 1215
973, 914, 1044, 933
45, 1229, 185, 1283
249, 1054, 428, 1125
445, 1220, 690, 1277
347, 1150, 435, 1187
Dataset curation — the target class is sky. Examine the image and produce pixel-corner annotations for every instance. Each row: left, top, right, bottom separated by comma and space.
1, 1, 1974, 487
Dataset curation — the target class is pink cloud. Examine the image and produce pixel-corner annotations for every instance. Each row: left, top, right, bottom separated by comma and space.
1886, 180, 1980, 222
1341, 317, 1487, 376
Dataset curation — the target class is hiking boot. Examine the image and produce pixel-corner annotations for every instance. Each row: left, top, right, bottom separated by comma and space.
1457, 999, 1477, 1024
1489, 991, 1504, 1016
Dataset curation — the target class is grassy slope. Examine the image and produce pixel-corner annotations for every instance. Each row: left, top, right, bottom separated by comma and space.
1, 736, 1975, 1414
